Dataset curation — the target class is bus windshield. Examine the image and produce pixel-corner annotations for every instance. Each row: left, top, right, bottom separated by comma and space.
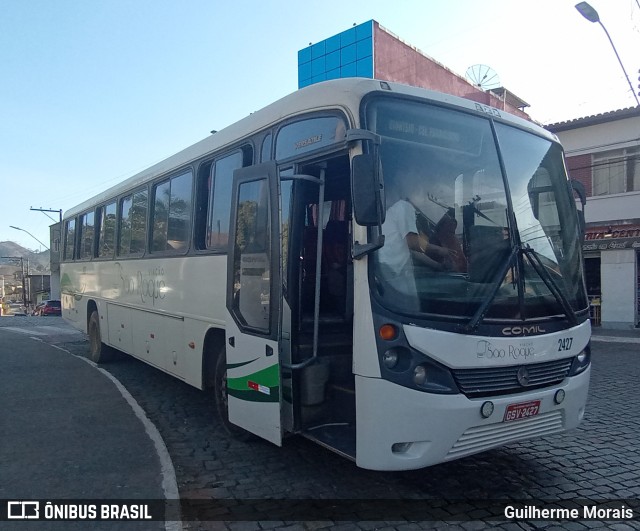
368, 98, 588, 321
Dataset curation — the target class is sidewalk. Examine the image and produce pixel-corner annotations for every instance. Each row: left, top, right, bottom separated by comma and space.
0, 320, 178, 529
591, 324, 640, 343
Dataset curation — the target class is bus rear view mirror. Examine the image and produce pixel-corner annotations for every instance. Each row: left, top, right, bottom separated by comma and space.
351, 153, 385, 226
571, 179, 586, 238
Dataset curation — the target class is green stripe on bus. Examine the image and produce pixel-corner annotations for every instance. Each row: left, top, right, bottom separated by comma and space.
227, 363, 280, 403
227, 358, 259, 370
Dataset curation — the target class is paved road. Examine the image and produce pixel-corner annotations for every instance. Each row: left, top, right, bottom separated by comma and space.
2, 316, 640, 530
0, 317, 176, 530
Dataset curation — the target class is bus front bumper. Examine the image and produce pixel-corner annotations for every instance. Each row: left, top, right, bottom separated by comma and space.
354, 367, 590, 471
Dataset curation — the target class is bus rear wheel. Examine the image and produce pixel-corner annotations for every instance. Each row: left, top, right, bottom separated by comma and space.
213, 346, 253, 441
88, 311, 112, 363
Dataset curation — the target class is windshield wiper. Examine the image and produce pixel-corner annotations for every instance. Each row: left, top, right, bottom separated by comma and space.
522, 245, 578, 327
463, 244, 519, 333
462, 243, 578, 333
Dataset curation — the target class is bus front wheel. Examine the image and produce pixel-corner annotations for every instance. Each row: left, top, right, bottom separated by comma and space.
213, 346, 253, 441
88, 311, 112, 363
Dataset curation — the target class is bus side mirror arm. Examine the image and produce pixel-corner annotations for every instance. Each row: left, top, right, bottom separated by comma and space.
346, 128, 381, 145
353, 233, 385, 260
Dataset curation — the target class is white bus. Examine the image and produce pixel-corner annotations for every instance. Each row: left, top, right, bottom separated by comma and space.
61, 78, 591, 471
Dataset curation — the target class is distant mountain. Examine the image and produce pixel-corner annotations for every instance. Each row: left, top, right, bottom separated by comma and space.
0, 241, 50, 272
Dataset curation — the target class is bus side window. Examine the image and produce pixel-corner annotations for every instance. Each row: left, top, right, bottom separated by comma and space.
63, 218, 76, 261
97, 201, 117, 258
151, 171, 192, 253
79, 211, 95, 260
194, 160, 213, 250
130, 189, 148, 254
118, 195, 133, 256
206, 151, 243, 251
261, 134, 272, 162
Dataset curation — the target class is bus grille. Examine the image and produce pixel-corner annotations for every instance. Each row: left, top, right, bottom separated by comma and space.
446, 410, 564, 460
452, 358, 573, 398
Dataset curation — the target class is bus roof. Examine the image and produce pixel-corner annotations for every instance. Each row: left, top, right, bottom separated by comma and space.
64, 78, 554, 218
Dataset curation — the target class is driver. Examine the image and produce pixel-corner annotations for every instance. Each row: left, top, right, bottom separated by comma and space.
377, 174, 456, 287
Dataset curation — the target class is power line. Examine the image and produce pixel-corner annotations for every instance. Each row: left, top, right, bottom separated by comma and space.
566, 154, 640, 173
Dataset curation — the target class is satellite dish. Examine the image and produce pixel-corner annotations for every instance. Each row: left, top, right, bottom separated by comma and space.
465, 64, 501, 91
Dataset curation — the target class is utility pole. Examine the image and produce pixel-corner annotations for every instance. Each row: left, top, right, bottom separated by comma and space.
30, 207, 62, 223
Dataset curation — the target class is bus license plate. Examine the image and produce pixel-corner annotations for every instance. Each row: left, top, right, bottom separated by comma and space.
503, 400, 540, 422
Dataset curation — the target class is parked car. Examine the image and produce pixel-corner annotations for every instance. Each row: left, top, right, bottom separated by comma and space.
8, 304, 27, 316
37, 300, 61, 316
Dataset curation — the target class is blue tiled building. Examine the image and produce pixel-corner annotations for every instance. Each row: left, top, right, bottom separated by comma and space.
298, 21, 374, 89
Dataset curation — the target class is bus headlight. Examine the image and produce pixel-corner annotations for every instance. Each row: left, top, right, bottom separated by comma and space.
382, 349, 398, 368
373, 318, 459, 394
413, 365, 427, 386
381, 347, 411, 372
569, 345, 591, 376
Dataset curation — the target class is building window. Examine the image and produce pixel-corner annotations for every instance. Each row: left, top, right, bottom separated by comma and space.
592, 147, 640, 196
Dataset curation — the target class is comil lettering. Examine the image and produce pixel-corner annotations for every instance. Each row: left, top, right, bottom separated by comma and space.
502, 325, 546, 336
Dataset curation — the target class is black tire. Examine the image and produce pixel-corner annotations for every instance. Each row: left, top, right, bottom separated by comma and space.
88, 310, 112, 363
213, 345, 253, 441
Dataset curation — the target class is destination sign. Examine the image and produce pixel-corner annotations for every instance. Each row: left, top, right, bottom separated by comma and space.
372, 100, 484, 155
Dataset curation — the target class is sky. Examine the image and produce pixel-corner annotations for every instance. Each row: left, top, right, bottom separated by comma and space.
1, 0, 639, 251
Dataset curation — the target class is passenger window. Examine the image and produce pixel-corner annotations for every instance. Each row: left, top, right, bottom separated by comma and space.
206, 152, 243, 250
261, 134, 272, 162
79, 211, 95, 259
63, 219, 76, 261
118, 195, 133, 256
152, 171, 192, 253
130, 190, 148, 254
98, 202, 117, 258
118, 188, 147, 256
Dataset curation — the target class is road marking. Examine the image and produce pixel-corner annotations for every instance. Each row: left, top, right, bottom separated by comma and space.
0, 326, 83, 337
47, 343, 183, 531
1, 326, 47, 336
39, 325, 84, 336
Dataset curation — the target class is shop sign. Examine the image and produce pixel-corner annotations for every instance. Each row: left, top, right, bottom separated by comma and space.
583, 226, 640, 251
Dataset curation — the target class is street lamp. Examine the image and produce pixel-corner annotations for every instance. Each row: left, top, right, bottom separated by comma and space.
575, 2, 640, 106
9, 225, 50, 251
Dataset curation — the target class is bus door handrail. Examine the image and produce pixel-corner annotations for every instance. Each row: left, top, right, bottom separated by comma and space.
282, 168, 326, 371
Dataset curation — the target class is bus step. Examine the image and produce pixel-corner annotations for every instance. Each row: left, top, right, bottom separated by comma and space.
302, 423, 356, 461
297, 335, 352, 353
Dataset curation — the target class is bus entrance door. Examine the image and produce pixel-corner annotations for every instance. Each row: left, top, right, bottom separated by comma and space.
225, 162, 283, 445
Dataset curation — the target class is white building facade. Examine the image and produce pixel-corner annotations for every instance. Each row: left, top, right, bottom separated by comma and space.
548, 107, 640, 329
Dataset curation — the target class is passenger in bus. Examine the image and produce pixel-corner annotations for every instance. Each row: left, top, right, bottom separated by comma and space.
422, 208, 467, 273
